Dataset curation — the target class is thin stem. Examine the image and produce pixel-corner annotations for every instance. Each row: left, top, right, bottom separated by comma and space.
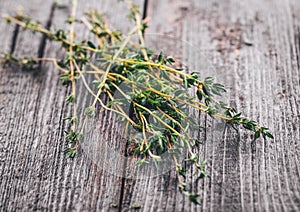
91, 24, 139, 107
73, 61, 139, 129
33, 57, 69, 73
119, 58, 192, 78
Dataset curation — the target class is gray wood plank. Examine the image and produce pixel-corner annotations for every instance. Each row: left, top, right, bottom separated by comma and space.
0, 1, 61, 211
0, 0, 143, 211
124, 0, 300, 211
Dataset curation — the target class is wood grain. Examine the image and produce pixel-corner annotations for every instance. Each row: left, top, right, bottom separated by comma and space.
0, 0, 299, 211
125, 0, 300, 211
0, 0, 142, 211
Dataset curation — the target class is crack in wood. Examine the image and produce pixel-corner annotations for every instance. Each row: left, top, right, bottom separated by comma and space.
37, 3, 56, 63
142, 0, 148, 21
118, 146, 129, 212
10, 25, 19, 54
117, 1, 149, 210
296, 27, 300, 71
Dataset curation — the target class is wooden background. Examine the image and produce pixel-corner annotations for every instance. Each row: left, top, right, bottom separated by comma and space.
0, 0, 300, 211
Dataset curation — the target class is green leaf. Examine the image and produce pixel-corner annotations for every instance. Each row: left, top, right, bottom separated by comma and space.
199, 172, 207, 179
85, 106, 96, 117
233, 113, 242, 119
92, 80, 101, 88
213, 83, 226, 93
206, 107, 218, 117
190, 72, 199, 79
87, 41, 96, 49
157, 51, 163, 64
110, 203, 118, 208
265, 132, 274, 139
177, 165, 186, 177
183, 76, 188, 89
185, 153, 198, 162
59, 74, 72, 86
5, 17, 12, 24
204, 76, 214, 84
188, 194, 200, 205
64, 147, 72, 153
196, 90, 203, 101
98, 32, 109, 38
65, 94, 75, 103
202, 85, 210, 96
254, 131, 260, 140
178, 183, 187, 192
243, 123, 256, 131
65, 130, 83, 143
63, 116, 77, 124
187, 77, 197, 86
65, 130, 77, 142
166, 56, 175, 64
65, 16, 77, 24
64, 147, 77, 158
205, 98, 211, 106
131, 203, 142, 209
211, 88, 221, 96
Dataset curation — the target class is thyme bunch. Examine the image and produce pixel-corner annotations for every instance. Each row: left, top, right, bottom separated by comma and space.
1, 0, 273, 204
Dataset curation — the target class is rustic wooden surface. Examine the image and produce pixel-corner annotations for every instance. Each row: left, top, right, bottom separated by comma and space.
0, 0, 300, 211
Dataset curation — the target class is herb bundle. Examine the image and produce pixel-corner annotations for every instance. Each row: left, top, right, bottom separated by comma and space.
1, 0, 273, 204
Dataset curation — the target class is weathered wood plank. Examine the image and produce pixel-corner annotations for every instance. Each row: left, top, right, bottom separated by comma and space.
124, 0, 300, 211
0, 0, 143, 211
40, 3, 122, 210
0, 1, 61, 211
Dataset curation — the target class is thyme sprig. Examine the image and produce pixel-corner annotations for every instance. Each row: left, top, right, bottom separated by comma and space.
1, 1, 273, 204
